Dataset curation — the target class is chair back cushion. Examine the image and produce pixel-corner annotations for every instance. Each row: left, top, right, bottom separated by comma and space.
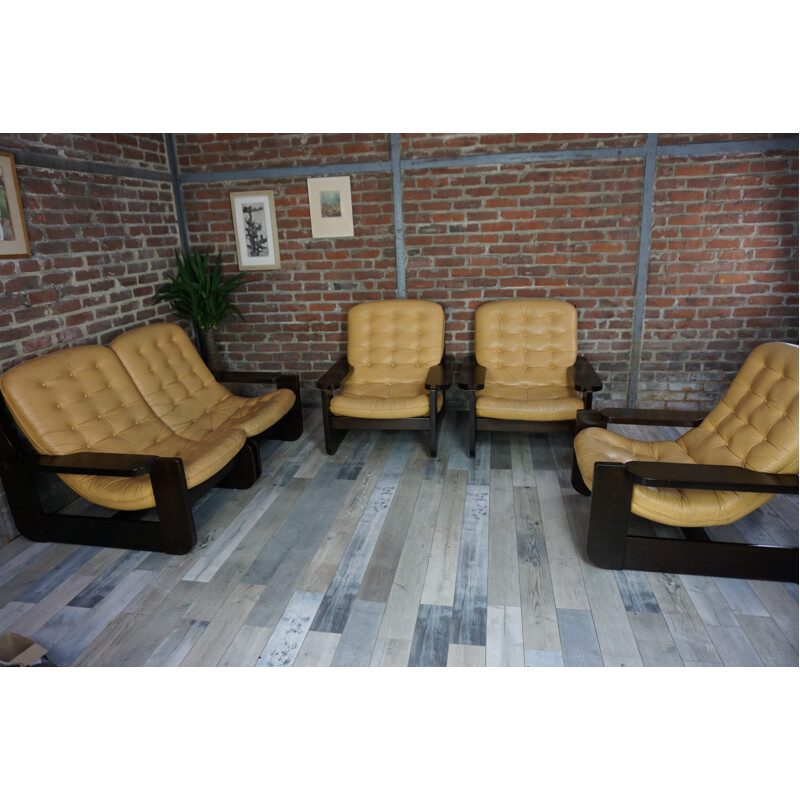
0, 345, 175, 458
679, 341, 799, 474
110, 323, 231, 428
475, 299, 577, 387
346, 299, 444, 385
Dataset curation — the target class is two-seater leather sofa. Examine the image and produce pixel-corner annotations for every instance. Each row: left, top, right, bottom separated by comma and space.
0, 323, 302, 554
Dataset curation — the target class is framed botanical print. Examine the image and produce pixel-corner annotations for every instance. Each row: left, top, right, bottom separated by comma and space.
307, 176, 354, 238
230, 190, 281, 270
0, 151, 31, 259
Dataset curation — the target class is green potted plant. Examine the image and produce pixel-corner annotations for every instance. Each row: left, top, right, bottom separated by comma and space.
153, 249, 252, 370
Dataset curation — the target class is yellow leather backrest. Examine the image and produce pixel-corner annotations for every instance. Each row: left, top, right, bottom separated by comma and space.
110, 323, 231, 424
0, 345, 173, 456
346, 300, 444, 384
680, 342, 799, 474
475, 299, 578, 386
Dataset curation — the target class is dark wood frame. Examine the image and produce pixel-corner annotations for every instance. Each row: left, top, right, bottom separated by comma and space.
571, 407, 799, 583
316, 355, 455, 457
458, 355, 603, 457
0, 150, 31, 259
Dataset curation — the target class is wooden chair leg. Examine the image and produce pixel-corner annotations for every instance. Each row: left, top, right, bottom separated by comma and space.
320, 388, 346, 455
429, 389, 439, 458
0, 453, 46, 541
271, 375, 304, 441
571, 454, 591, 495
468, 391, 477, 458
571, 409, 609, 495
149, 457, 197, 555
585, 462, 633, 570
218, 439, 261, 489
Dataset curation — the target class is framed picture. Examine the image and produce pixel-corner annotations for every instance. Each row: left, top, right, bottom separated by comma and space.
0, 151, 31, 259
307, 176, 354, 238
230, 190, 281, 270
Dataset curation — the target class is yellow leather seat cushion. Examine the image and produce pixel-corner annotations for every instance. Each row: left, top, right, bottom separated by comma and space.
474, 298, 583, 421
0, 346, 245, 511
477, 375, 584, 420
111, 323, 296, 440
574, 341, 799, 527
330, 299, 445, 420
330, 381, 444, 419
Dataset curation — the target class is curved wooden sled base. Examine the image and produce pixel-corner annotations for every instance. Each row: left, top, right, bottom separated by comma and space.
584, 460, 798, 584
0, 436, 262, 556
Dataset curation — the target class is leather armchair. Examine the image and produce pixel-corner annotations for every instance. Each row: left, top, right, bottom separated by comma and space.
458, 298, 602, 456
572, 341, 799, 582
316, 299, 454, 457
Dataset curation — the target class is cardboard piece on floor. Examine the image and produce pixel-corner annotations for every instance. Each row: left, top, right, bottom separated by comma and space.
0, 631, 48, 666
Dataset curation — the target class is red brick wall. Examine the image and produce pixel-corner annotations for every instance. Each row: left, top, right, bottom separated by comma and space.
175, 133, 797, 412
182, 172, 397, 383
0, 133, 181, 544
176, 133, 391, 172
175, 134, 396, 395
402, 157, 644, 403
0, 132, 797, 548
401, 133, 648, 156
644, 149, 799, 407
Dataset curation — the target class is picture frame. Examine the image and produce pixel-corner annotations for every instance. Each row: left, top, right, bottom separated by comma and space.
0, 151, 31, 259
307, 176, 354, 238
230, 190, 281, 270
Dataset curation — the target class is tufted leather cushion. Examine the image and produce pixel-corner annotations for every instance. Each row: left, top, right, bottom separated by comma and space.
574, 342, 799, 526
110, 323, 296, 440
474, 298, 584, 420
0, 346, 245, 511
330, 299, 445, 419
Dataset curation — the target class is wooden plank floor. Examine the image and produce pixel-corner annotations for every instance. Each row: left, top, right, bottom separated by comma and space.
1, 409, 797, 667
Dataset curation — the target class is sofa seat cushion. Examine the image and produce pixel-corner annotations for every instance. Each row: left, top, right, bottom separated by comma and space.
573, 426, 771, 527
169, 390, 297, 440
476, 371, 583, 421
330, 378, 443, 419
63, 427, 245, 511
0, 345, 245, 511
111, 323, 296, 440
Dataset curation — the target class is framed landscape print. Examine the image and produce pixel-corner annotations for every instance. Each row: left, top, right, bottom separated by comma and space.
230, 190, 281, 270
307, 176, 354, 238
0, 151, 31, 259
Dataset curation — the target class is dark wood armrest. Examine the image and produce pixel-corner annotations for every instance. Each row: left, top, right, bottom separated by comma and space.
316, 357, 351, 390
33, 452, 159, 477
426, 355, 456, 390
457, 355, 486, 390
568, 356, 603, 392
214, 370, 300, 396
624, 461, 799, 494
598, 407, 707, 427
214, 369, 289, 384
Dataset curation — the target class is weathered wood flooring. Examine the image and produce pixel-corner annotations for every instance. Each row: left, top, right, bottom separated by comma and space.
1, 409, 797, 667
